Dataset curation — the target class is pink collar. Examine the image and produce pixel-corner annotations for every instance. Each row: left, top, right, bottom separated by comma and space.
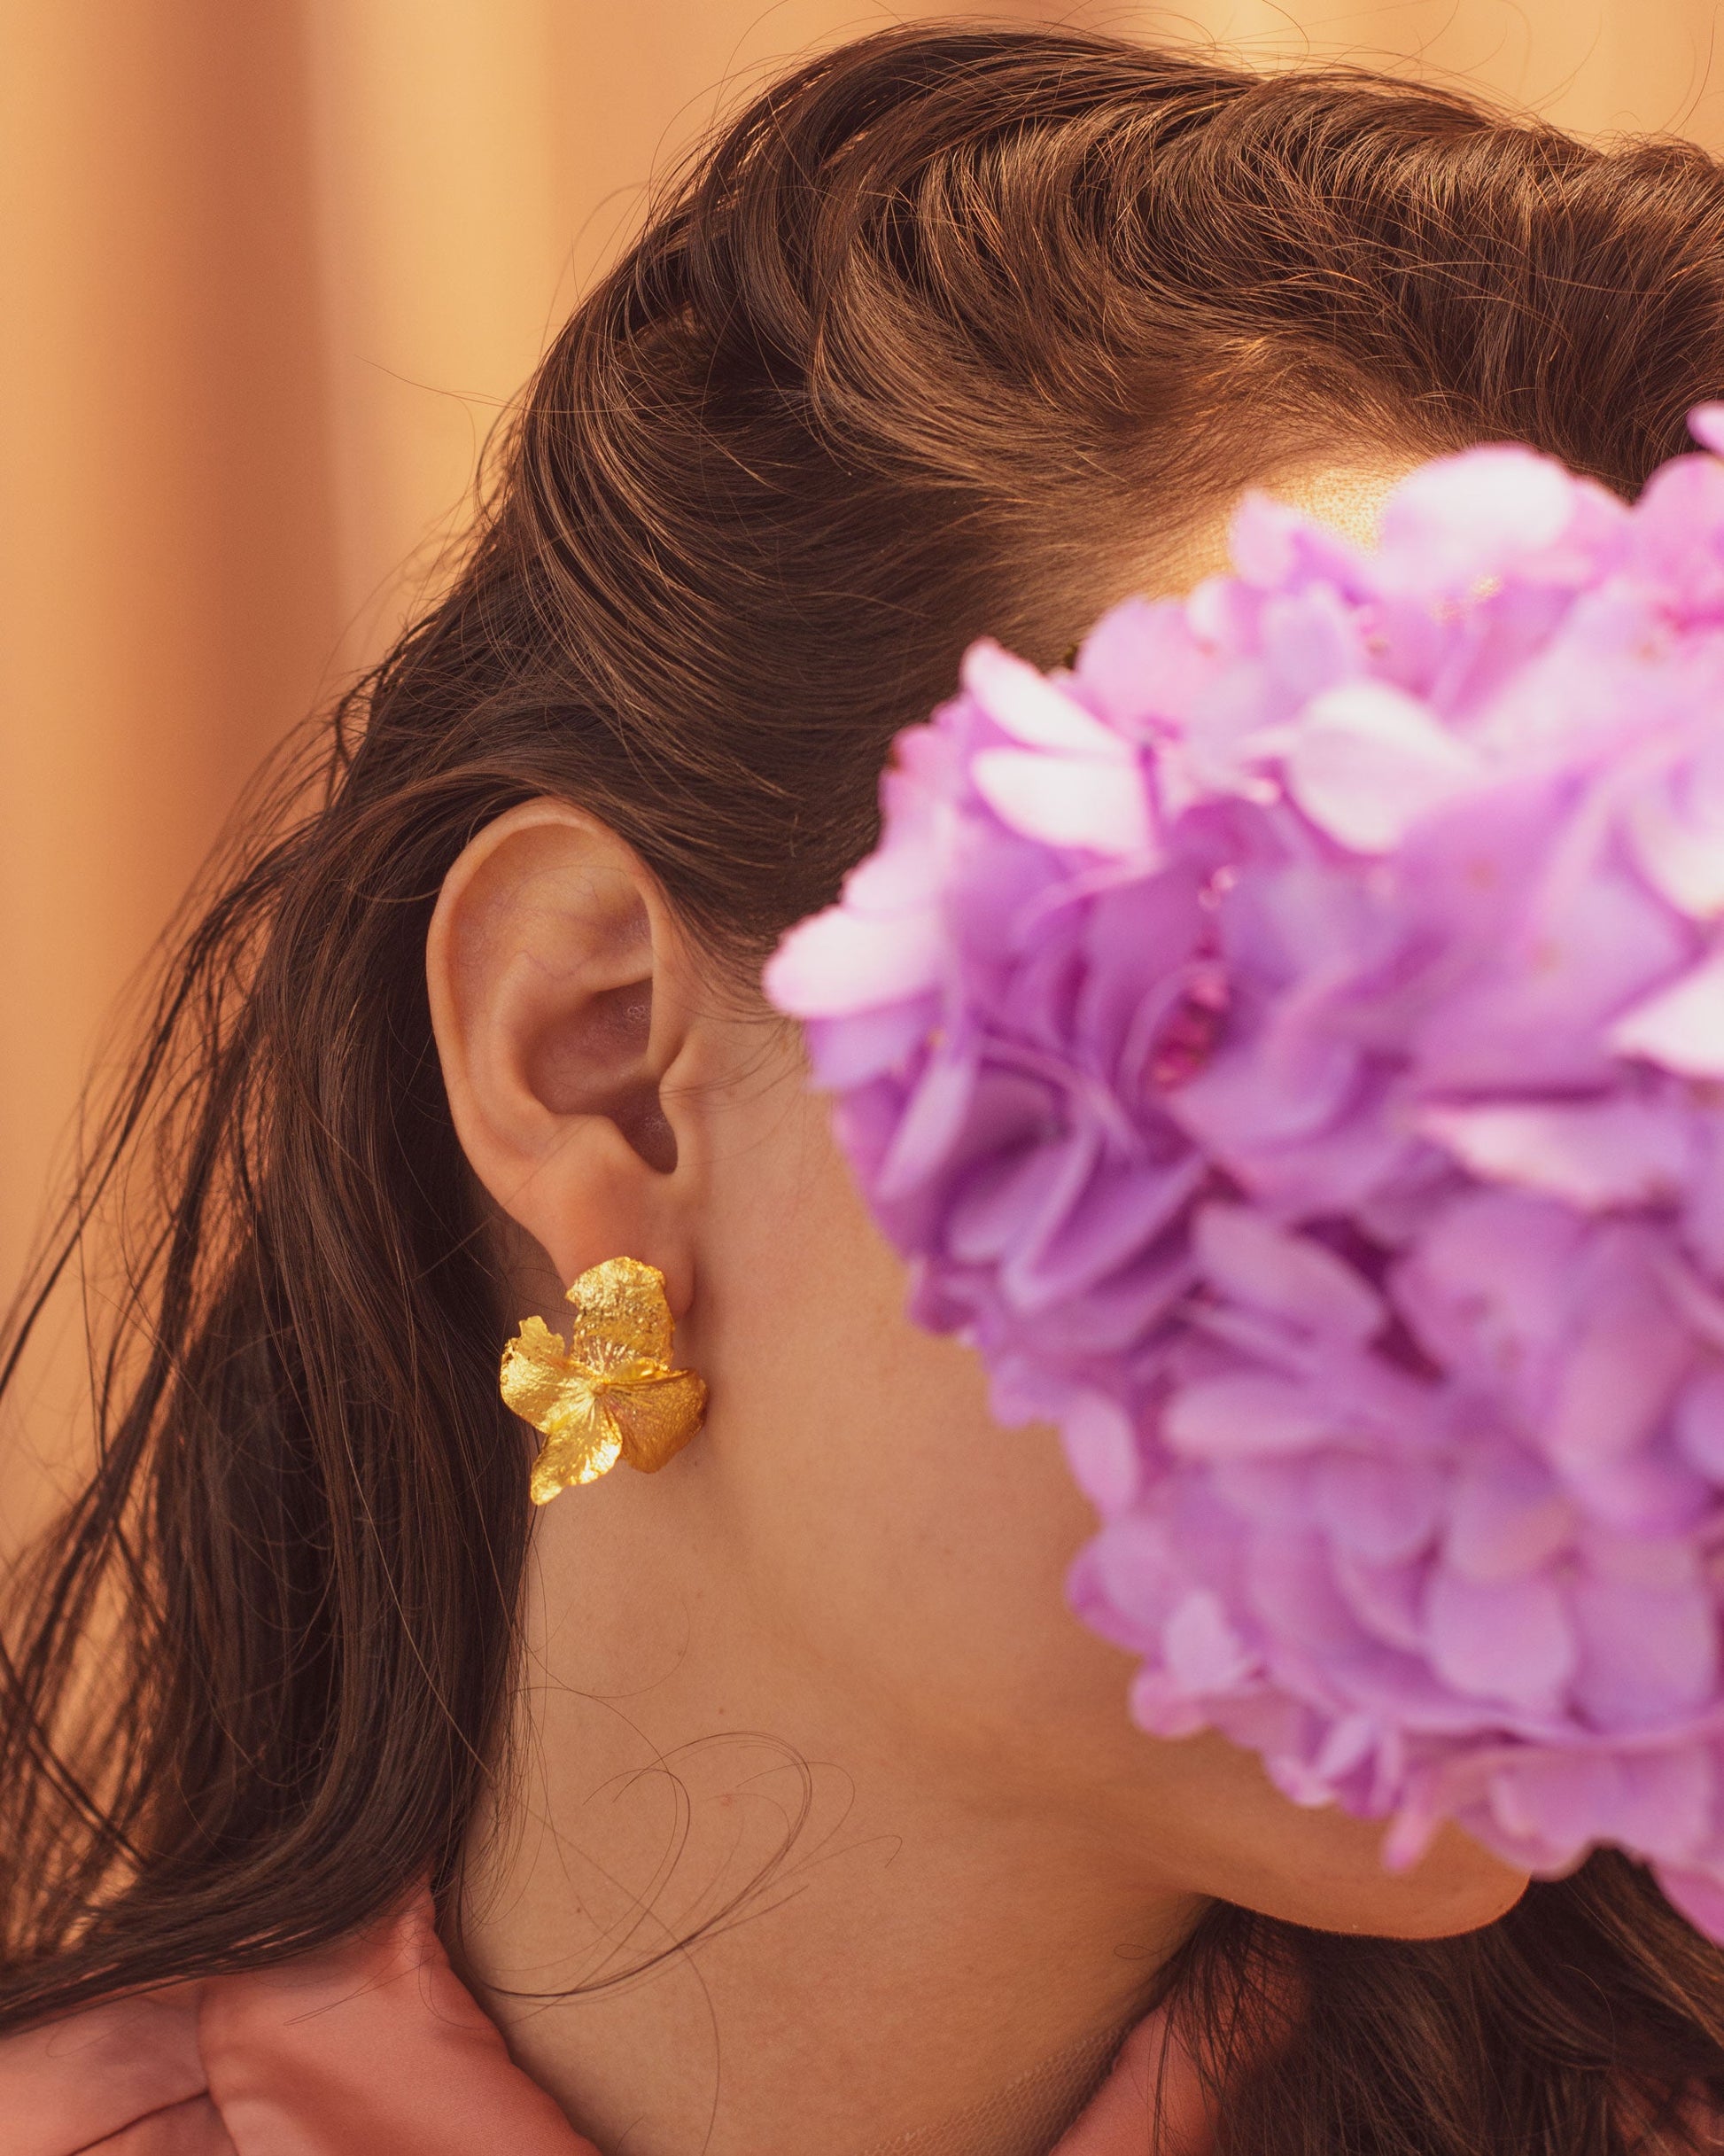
0, 1894, 1210, 2154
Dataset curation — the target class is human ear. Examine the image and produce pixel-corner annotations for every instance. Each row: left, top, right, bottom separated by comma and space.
425, 801, 703, 1306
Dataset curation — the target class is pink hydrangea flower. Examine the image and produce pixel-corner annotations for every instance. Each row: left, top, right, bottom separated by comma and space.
764, 411, 1724, 1939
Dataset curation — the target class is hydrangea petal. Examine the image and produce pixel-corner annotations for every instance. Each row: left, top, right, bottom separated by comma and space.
1315, 1455, 1443, 1565
1626, 763, 1724, 919
765, 902, 942, 1016
1015, 1152, 1207, 1307
1247, 1529, 1369, 1656
1193, 1203, 1384, 1343
1490, 1750, 1713, 1865
1445, 1450, 1574, 1583
803, 1000, 934, 1088
1164, 1374, 1338, 1461
946, 1121, 1092, 1267
1058, 1391, 1144, 1515
970, 745, 1153, 856
962, 639, 1128, 758
1655, 1864, 1724, 1941
1544, 1237, 1689, 1473
1572, 1568, 1718, 1727
875, 1050, 977, 1198
1417, 1098, 1689, 1210
1425, 1568, 1576, 1709
1076, 595, 1214, 734
1163, 1588, 1259, 1693
1377, 447, 1577, 591
1611, 950, 1724, 1078
1674, 1365, 1724, 1481
1690, 404, 1724, 455
1284, 682, 1479, 852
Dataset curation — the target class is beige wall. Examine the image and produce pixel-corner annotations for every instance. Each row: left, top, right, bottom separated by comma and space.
2, 0, 1721, 1299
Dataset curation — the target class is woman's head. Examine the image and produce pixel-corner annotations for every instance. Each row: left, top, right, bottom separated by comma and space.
421, 455, 1526, 1959
7, 23, 1724, 2147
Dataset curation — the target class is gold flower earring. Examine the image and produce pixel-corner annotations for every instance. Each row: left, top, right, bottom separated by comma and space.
499, 1257, 708, 1505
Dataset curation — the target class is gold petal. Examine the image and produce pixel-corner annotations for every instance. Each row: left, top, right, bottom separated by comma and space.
530, 1387, 624, 1503
563, 1257, 674, 1380
499, 1315, 574, 1433
605, 1367, 709, 1474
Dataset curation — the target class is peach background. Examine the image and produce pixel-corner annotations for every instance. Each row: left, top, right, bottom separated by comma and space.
3, 0, 1722, 1301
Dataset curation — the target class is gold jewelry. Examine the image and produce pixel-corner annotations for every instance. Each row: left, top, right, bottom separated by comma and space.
499, 1257, 708, 1505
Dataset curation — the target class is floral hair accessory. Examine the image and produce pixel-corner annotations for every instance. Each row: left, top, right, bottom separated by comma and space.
765, 409, 1724, 1938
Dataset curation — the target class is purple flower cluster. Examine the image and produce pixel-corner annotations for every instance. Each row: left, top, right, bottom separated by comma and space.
765, 414, 1724, 1935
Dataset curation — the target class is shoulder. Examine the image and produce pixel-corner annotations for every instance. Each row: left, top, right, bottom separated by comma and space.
0, 1895, 596, 2155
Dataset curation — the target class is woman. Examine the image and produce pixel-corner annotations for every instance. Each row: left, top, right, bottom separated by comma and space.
4, 24, 1723, 2154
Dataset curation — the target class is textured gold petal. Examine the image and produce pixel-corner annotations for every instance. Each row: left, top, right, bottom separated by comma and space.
563, 1257, 674, 1380
604, 1367, 709, 1474
499, 1314, 574, 1433
530, 1387, 623, 1503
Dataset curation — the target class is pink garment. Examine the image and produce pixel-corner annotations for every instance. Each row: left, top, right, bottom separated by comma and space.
0, 1895, 1211, 2154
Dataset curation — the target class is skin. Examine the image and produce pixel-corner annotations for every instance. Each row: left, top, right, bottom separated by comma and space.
427, 463, 1529, 2156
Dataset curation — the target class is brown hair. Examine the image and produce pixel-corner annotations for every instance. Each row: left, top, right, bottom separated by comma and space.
4, 24, 1724, 2150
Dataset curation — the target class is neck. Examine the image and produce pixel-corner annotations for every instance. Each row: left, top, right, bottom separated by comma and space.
852, 2023, 1132, 2156
450, 1516, 1201, 2156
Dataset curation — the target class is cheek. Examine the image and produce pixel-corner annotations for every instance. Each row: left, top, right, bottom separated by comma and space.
703, 1094, 1138, 1763
738, 1288, 1127, 1751
703, 1083, 1528, 1937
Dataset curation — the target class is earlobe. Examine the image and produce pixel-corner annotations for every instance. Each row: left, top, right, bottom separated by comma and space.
425, 801, 699, 1304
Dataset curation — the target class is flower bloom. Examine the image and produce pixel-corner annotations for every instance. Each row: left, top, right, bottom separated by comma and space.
765, 412, 1724, 1938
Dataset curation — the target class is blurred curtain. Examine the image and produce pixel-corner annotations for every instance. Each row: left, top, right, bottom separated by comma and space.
2, 0, 1721, 1301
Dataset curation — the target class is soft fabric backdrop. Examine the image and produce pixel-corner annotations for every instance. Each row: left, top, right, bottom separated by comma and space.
2, 0, 1720, 1312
